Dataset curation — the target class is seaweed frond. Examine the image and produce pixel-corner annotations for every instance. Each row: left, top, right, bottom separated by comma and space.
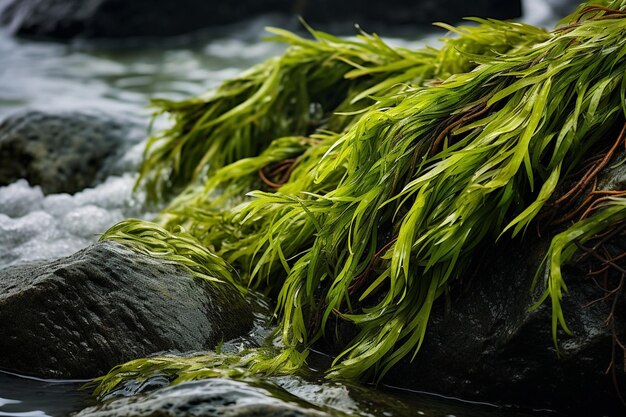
96, 0, 626, 395
101, 219, 243, 293
533, 197, 626, 346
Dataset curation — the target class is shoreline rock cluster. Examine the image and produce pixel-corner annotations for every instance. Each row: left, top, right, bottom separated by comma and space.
0, 2, 624, 416
0, 104, 623, 414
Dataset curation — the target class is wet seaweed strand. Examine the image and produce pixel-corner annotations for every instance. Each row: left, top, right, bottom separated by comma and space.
97, 0, 626, 395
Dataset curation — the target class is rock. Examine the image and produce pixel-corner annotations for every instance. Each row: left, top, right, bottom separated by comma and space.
0, 0, 522, 40
321, 157, 626, 415
379, 238, 624, 415
0, 0, 294, 39
77, 373, 545, 417
0, 241, 254, 379
76, 379, 331, 417
0, 110, 141, 195
300, 0, 522, 28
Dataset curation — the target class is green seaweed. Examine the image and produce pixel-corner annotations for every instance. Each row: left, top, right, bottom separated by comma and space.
96, 0, 626, 395
138, 19, 547, 202
100, 219, 243, 293
532, 197, 626, 345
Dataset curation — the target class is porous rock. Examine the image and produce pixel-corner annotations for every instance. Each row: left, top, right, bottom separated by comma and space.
0, 241, 254, 379
382, 239, 624, 414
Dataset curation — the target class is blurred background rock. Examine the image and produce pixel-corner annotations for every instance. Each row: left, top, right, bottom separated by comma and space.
0, 0, 525, 40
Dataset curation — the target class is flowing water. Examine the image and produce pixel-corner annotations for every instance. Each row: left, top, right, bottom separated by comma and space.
0, 1, 577, 416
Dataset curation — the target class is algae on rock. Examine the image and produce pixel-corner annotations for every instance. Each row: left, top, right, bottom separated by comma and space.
97, 0, 626, 398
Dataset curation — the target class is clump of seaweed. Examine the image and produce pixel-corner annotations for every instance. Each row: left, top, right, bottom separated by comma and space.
139, 19, 547, 201
100, 219, 243, 292
95, 0, 626, 396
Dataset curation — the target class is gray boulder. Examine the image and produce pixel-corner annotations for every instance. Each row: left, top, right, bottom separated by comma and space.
0, 110, 141, 195
0, 241, 254, 379
0, 0, 522, 40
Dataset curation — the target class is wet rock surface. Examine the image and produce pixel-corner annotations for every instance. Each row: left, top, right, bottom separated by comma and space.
75, 375, 540, 417
0, 110, 140, 195
300, 0, 522, 28
76, 379, 332, 417
0, 0, 522, 40
320, 156, 626, 415
380, 238, 623, 414
0, 241, 254, 379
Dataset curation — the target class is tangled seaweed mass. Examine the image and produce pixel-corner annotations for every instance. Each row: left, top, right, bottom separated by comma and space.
95, 0, 626, 397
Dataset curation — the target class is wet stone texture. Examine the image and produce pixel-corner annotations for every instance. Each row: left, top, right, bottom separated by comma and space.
0, 241, 254, 379
76, 379, 331, 417
381, 238, 623, 414
0, 110, 139, 195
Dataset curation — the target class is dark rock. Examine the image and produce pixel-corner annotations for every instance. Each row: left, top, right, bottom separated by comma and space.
379, 222, 625, 413
381, 238, 624, 415
0, 241, 254, 379
0, 0, 294, 39
0, 0, 522, 40
300, 0, 522, 27
320, 157, 626, 415
76, 373, 545, 417
0, 110, 141, 195
76, 379, 331, 417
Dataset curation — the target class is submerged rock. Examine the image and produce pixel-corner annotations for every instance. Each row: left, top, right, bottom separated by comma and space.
76, 379, 331, 417
0, 0, 522, 40
0, 110, 140, 195
0, 241, 254, 379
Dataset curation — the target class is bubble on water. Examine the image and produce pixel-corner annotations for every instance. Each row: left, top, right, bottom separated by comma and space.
73, 174, 142, 213
0, 180, 44, 218
8, 237, 92, 265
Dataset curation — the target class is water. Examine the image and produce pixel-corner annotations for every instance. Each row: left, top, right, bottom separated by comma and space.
0, 1, 577, 416
0, 372, 92, 417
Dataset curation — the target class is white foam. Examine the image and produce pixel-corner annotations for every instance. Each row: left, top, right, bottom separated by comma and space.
0, 180, 44, 218
62, 205, 124, 239
41, 194, 78, 218
0, 211, 56, 247
0, 174, 147, 269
